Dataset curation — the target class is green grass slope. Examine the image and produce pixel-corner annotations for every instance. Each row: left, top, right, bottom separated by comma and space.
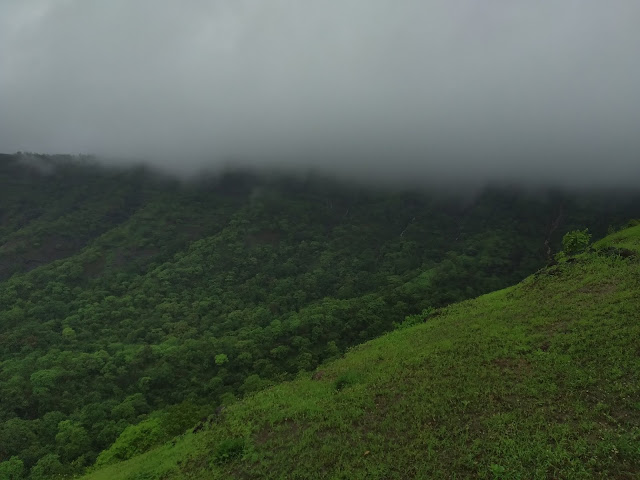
82, 226, 640, 480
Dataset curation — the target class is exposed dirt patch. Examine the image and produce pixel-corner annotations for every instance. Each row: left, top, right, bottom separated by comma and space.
253, 425, 273, 447
373, 392, 405, 415
539, 319, 571, 336
577, 283, 618, 296
491, 356, 532, 376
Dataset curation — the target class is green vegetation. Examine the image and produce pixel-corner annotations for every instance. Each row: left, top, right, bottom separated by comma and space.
82, 225, 640, 479
0, 153, 639, 478
561, 228, 592, 256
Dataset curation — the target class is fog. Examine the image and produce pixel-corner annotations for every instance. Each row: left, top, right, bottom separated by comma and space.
1, 1, 639, 187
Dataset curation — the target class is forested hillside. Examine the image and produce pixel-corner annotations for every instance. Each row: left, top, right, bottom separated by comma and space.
0, 153, 638, 479
81, 224, 640, 480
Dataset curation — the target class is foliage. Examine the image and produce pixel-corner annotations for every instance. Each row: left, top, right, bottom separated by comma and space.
95, 418, 164, 466
94, 401, 206, 467
212, 439, 245, 465
0, 456, 24, 480
214, 354, 229, 366
561, 228, 592, 256
1, 154, 639, 478
81, 225, 640, 480
393, 307, 435, 329
333, 371, 360, 391
28, 455, 63, 480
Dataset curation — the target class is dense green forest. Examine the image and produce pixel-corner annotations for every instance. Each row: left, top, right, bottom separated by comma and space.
0, 153, 638, 479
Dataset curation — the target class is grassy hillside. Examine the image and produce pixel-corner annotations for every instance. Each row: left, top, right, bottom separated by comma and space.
83, 225, 640, 480
1, 154, 640, 478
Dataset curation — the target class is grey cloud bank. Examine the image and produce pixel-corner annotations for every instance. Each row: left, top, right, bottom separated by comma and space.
1, 1, 639, 187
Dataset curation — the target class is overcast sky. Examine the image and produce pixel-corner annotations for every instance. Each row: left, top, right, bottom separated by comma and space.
1, 1, 639, 186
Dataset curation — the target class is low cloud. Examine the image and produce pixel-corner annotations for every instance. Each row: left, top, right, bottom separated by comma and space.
1, 1, 639, 187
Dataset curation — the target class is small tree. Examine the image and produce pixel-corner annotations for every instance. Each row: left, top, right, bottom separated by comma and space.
214, 353, 229, 366
562, 228, 592, 256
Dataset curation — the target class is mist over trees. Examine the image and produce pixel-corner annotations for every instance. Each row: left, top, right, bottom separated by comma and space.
1, 1, 639, 477
1, 1, 640, 186
1, 155, 639, 477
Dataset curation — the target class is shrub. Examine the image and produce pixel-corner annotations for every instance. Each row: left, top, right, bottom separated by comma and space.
394, 307, 435, 330
213, 438, 245, 464
95, 417, 163, 465
562, 229, 592, 256
334, 371, 359, 391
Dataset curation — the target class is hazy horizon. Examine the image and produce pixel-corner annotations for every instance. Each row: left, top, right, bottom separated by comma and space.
1, 1, 639, 187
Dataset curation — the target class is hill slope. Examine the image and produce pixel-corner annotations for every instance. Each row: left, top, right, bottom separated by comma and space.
1, 154, 640, 478
2, 154, 565, 473
81, 225, 640, 479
